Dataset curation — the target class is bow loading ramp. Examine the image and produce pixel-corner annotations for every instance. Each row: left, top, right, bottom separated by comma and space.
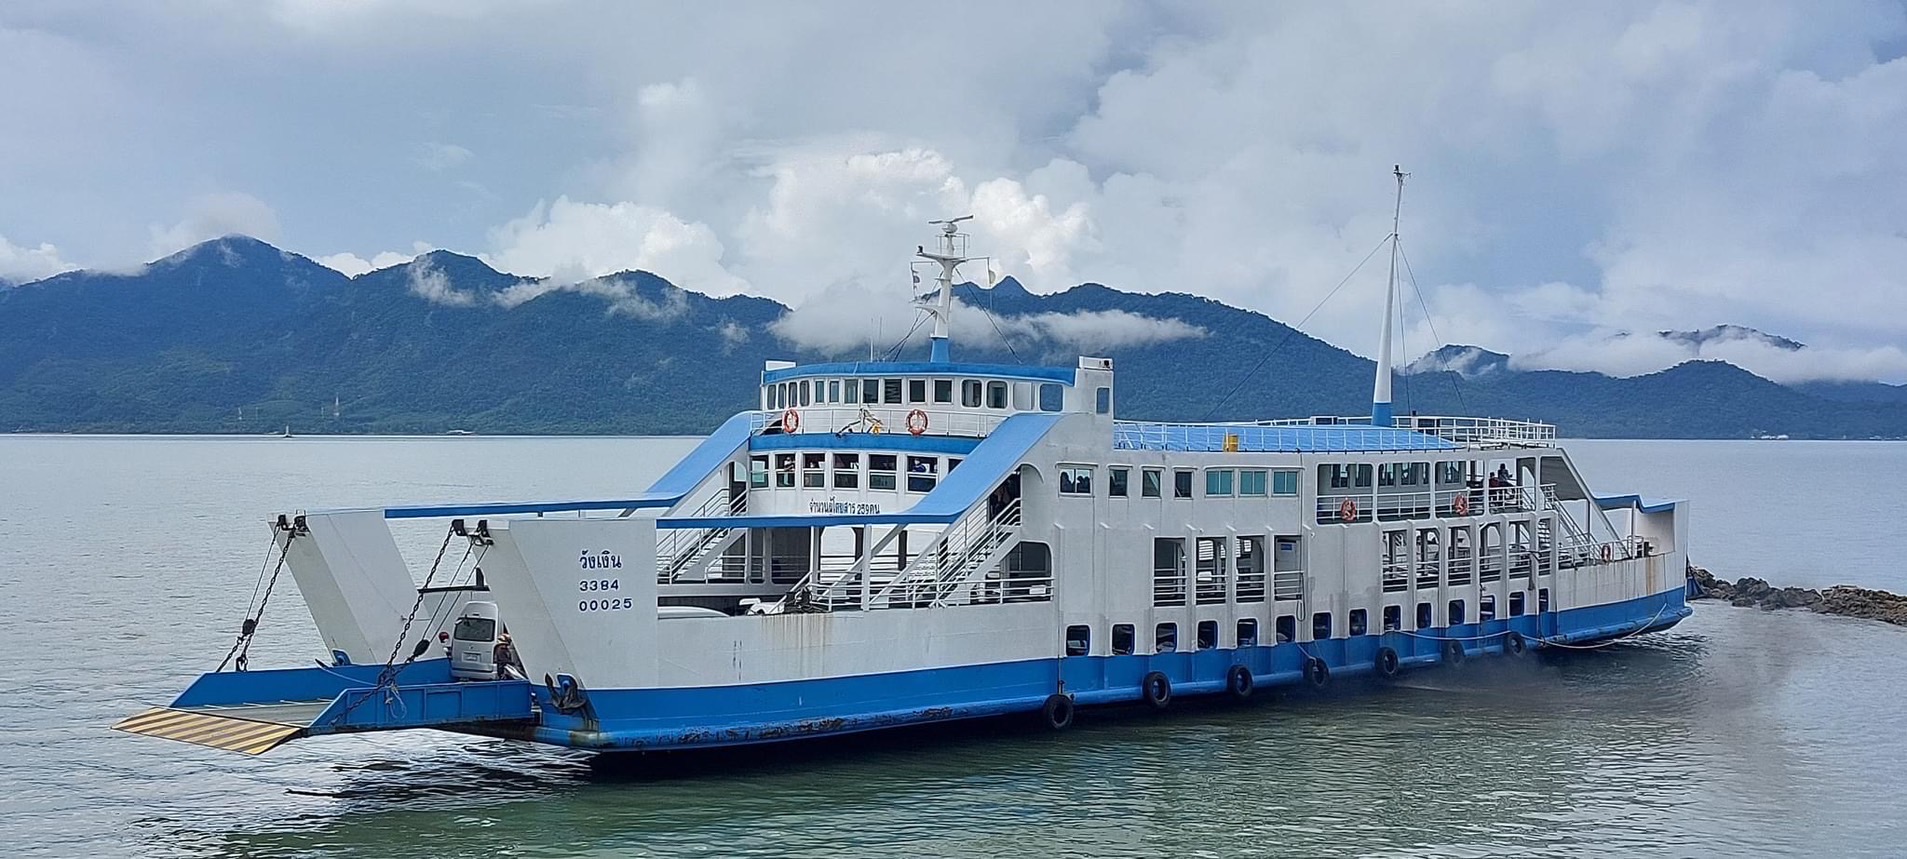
113, 660, 536, 755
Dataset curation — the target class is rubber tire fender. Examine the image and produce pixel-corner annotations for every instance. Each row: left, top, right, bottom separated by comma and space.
1040, 693, 1075, 730
1304, 657, 1331, 689
1504, 631, 1527, 656
1141, 671, 1172, 710
1375, 646, 1401, 678
1226, 665, 1254, 701
1442, 639, 1466, 666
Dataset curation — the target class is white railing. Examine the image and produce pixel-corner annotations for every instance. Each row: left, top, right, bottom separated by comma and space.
1272, 569, 1305, 601
880, 499, 1023, 608
1152, 571, 1187, 607
1315, 482, 1547, 524
751, 405, 1011, 439
1235, 569, 1267, 602
1245, 414, 1557, 445
656, 492, 748, 582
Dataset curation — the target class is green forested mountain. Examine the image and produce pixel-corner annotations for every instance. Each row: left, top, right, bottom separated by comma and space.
2, 236, 1903, 438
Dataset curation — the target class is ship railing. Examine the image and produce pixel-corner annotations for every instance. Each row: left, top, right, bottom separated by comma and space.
1382, 558, 1409, 593
1271, 569, 1304, 601
1235, 569, 1267, 602
1247, 414, 1557, 446
1315, 483, 1555, 525
656, 492, 748, 582
1152, 570, 1187, 607
880, 499, 1023, 609
750, 405, 1006, 439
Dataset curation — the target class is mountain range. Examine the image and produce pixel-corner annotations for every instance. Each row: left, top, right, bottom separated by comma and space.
2, 235, 1903, 439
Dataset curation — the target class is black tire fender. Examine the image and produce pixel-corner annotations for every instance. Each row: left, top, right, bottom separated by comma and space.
1375, 646, 1401, 678
1141, 671, 1172, 710
1504, 631, 1527, 656
1226, 664, 1254, 701
1040, 693, 1074, 730
1304, 657, 1331, 689
1443, 639, 1466, 665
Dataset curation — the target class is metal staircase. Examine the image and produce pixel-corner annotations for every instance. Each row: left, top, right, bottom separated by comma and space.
656, 492, 747, 582
774, 499, 1024, 612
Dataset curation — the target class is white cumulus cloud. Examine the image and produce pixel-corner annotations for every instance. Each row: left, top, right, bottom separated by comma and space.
0, 234, 79, 282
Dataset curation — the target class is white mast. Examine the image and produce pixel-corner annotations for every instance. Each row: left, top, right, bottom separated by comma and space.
918, 215, 974, 363
1372, 165, 1407, 426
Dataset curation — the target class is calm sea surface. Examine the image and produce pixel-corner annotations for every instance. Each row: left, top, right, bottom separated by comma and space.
2, 436, 1903, 857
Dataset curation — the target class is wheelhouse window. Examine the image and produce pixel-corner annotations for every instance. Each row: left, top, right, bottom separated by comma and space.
908, 379, 927, 403
933, 379, 953, 403
827, 380, 841, 403
962, 380, 983, 407
883, 379, 903, 404
1141, 468, 1163, 498
844, 379, 860, 404
906, 456, 938, 492
1173, 470, 1194, 499
775, 453, 796, 488
832, 453, 859, 489
1038, 383, 1064, 412
1206, 469, 1235, 496
1239, 469, 1267, 496
1272, 469, 1300, 496
862, 379, 880, 404
869, 454, 897, 490
802, 453, 826, 488
1059, 466, 1093, 496
986, 380, 1008, 409
1109, 467, 1130, 497
749, 455, 768, 489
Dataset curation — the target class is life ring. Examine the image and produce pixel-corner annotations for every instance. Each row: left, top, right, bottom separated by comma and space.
1338, 498, 1359, 523
1304, 657, 1331, 688
1600, 544, 1613, 562
1375, 646, 1401, 678
1226, 665, 1254, 701
1452, 494, 1470, 516
1040, 693, 1075, 730
1141, 671, 1172, 710
905, 408, 929, 436
1442, 639, 1465, 665
1504, 631, 1527, 656
781, 408, 800, 433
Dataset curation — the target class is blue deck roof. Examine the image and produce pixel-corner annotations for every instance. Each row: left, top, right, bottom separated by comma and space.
761, 361, 1075, 385
1113, 422, 1460, 453
1595, 494, 1681, 515
662, 412, 1063, 529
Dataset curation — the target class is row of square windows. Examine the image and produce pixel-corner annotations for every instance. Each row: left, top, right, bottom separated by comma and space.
750, 452, 961, 492
1063, 589, 1553, 656
1058, 466, 1301, 498
764, 377, 1071, 412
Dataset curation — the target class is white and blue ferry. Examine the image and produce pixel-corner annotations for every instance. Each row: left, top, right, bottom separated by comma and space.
116, 181, 1692, 756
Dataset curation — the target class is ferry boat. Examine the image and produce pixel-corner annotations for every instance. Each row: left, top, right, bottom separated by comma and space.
115, 174, 1693, 756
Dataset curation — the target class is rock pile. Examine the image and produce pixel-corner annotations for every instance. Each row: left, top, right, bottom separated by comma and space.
1688, 565, 1907, 627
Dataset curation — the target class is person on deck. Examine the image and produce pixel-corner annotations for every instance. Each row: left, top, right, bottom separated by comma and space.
494, 633, 526, 681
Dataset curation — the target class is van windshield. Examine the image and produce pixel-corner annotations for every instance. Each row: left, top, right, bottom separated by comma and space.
453, 617, 497, 641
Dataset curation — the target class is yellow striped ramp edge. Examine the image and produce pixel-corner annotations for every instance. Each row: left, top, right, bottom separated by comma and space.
112, 707, 304, 756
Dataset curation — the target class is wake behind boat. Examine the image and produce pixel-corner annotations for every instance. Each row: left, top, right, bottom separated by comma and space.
115, 171, 1691, 756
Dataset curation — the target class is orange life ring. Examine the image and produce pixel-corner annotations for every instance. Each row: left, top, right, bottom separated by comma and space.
1452, 494, 1470, 516
782, 408, 800, 433
1338, 498, 1358, 523
905, 408, 929, 436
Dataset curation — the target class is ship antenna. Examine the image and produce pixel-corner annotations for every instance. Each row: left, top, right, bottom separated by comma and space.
920, 214, 974, 363
1372, 165, 1408, 427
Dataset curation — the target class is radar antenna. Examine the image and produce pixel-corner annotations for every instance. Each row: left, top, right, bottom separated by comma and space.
917, 215, 975, 363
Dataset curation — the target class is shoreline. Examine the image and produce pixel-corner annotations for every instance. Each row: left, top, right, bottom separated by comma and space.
1689, 566, 1907, 626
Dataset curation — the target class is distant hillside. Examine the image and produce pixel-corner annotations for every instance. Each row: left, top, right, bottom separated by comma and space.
2, 236, 1904, 438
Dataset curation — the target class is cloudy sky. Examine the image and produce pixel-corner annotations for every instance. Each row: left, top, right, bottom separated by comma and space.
3, 1, 1905, 382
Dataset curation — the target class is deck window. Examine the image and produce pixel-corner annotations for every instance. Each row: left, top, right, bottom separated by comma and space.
1349, 609, 1368, 636
1326, 464, 1350, 489
1065, 625, 1090, 657
1206, 469, 1235, 496
1353, 464, 1373, 488
908, 379, 927, 403
801, 380, 813, 407
845, 379, 860, 404
933, 379, 953, 403
948, 457, 961, 471
962, 380, 983, 407
1383, 605, 1402, 631
1449, 599, 1466, 625
1059, 466, 1093, 496
1378, 463, 1398, 487
1239, 469, 1267, 496
869, 454, 897, 490
802, 453, 826, 488
774, 453, 796, 488
1509, 591, 1526, 617
1237, 618, 1259, 647
749, 455, 769, 489
1197, 620, 1218, 650
1095, 386, 1111, 414
1479, 594, 1497, 622
1539, 588, 1550, 614
906, 456, 938, 492
1141, 468, 1163, 498
832, 453, 859, 489
883, 379, 903, 404
1312, 612, 1333, 640
1173, 470, 1194, 498
1417, 601, 1433, 630
1155, 623, 1178, 653
1112, 624, 1135, 656
1109, 467, 1130, 497
986, 381, 1008, 409
1439, 461, 1465, 485
1272, 469, 1299, 496
1275, 615, 1296, 643
827, 380, 841, 403
1038, 382, 1064, 412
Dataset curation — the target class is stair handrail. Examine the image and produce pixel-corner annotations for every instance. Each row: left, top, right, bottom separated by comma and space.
656, 491, 748, 581
872, 499, 1021, 607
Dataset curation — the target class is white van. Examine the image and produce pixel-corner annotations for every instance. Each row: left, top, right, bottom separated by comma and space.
450, 601, 499, 680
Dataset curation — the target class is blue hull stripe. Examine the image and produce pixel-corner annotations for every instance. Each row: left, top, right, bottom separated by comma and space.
534, 586, 1692, 751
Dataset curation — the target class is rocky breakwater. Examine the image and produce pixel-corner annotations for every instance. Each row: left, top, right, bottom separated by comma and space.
1689, 565, 1907, 626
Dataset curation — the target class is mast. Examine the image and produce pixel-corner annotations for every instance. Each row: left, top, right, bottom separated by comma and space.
1372, 165, 1407, 427
918, 215, 974, 363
